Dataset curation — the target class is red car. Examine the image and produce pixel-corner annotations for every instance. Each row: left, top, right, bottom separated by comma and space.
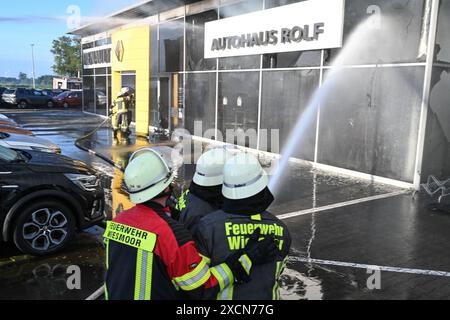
53, 91, 82, 108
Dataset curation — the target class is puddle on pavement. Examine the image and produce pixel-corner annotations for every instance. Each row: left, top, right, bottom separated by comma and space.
0, 230, 105, 300
0, 111, 404, 300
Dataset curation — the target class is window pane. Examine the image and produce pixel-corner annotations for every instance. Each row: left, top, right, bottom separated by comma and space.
219, 0, 263, 70
159, 19, 184, 73
95, 68, 107, 75
95, 76, 107, 116
186, 10, 218, 71
260, 70, 320, 160
185, 73, 217, 135
83, 77, 95, 114
263, 50, 321, 68
83, 68, 94, 76
317, 67, 425, 182
435, 0, 450, 63
218, 72, 259, 148
325, 0, 426, 65
150, 78, 159, 127
421, 67, 450, 181
265, 0, 305, 9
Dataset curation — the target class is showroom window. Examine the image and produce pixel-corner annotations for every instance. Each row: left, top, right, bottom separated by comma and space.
218, 72, 260, 148
186, 10, 218, 71
159, 18, 184, 73
325, 0, 427, 65
317, 67, 425, 183
218, 0, 263, 70
259, 69, 320, 160
185, 73, 217, 136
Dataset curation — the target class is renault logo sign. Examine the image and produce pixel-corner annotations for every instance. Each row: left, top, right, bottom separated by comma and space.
115, 40, 124, 62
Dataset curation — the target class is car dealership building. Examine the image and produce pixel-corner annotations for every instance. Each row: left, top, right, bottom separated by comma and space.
69, 0, 450, 190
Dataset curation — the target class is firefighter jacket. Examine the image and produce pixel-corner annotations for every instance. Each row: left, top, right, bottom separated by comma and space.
177, 183, 223, 233
103, 202, 244, 300
194, 188, 292, 300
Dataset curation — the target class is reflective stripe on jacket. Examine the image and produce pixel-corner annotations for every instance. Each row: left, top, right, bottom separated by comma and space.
194, 210, 292, 300
104, 203, 235, 300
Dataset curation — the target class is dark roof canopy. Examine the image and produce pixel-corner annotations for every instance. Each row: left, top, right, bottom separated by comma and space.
68, 0, 200, 36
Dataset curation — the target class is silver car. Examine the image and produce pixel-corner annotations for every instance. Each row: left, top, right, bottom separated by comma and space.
0, 132, 61, 154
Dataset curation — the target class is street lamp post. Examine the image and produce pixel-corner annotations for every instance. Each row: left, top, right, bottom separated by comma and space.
31, 44, 36, 89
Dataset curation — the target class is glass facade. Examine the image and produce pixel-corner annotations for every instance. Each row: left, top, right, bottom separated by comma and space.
82, 36, 112, 117
80, 0, 450, 186
325, 0, 427, 65
185, 73, 217, 136
260, 70, 320, 160
421, 0, 450, 182
82, 67, 111, 116
218, 72, 260, 148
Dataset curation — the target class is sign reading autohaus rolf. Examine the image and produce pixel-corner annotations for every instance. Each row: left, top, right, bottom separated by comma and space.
204, 0, 345, 59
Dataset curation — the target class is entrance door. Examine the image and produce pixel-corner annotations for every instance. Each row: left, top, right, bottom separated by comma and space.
121, 72, 136, 122
149, 73, 183, 133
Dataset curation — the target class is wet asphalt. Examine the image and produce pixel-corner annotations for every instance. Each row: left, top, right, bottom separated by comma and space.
1, 109, 450, 300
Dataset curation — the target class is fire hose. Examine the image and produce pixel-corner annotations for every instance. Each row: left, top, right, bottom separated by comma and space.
74, 115, 125, 172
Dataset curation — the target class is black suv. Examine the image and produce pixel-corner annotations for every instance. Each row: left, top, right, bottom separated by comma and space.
0, 145, 105, 255
2, 88, 55, 109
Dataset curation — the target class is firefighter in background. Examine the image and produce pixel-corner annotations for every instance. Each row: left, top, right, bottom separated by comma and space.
104, 148, 278, 300
110, 87, 134, 139
194, 153, 292, 300
177, 148, 233, 233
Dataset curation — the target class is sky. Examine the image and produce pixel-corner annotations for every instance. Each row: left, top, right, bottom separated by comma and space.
0, 0, 143, 78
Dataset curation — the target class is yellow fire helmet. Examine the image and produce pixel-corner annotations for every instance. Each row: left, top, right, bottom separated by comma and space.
124, 148, 175, 204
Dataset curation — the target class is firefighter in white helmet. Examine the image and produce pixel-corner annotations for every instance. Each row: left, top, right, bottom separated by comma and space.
103, 148, 278, 300
194, 153, 292, 300
177, 148, 233, 233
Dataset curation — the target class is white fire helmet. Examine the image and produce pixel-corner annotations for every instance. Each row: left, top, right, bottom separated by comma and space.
222, 153, 269, 200
193, 148, 233, 187
124, 148, 175, 204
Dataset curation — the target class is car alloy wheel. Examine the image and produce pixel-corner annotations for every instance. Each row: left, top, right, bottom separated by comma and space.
63, 102, 69, 109
47, 101, 54, 108
22, 208, 69, 252
19, 101, 27, 109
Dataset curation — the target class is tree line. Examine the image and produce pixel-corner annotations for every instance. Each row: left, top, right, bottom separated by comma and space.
0, 74, 54, 89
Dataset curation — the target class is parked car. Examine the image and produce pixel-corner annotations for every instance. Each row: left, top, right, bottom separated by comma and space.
0, 119, 19, 127
0, 125, 34, 136
0, 132, 61, 153
0, 87, 6, 106
0, 114, 17, 124
84, 90, 107, 108
2, 88, 55, 109
53, 91, 82, 108
0, 145, 105, 255
41, 89, 58, 98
